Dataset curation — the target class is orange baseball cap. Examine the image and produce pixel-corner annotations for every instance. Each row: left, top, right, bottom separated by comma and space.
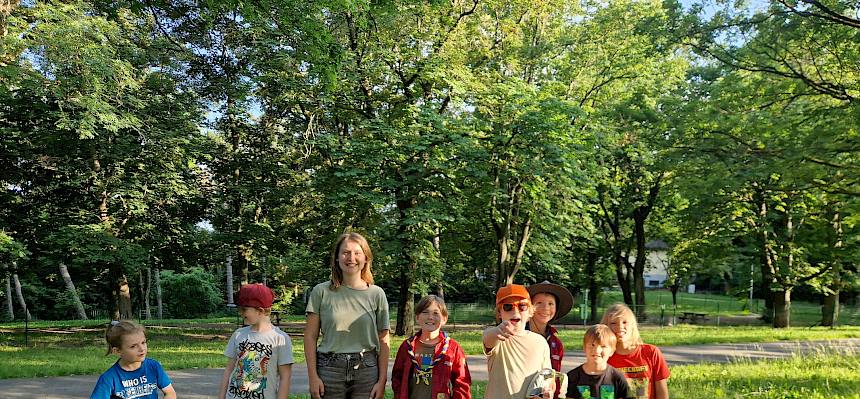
495, 284, 530, 305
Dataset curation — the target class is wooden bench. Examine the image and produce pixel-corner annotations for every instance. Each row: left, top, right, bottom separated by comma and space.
679, 312, 708, 324
271, 310, 284, 325
229, 304, 285, 326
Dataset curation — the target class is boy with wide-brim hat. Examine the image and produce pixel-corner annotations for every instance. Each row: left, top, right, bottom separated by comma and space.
526, 281, 574, 399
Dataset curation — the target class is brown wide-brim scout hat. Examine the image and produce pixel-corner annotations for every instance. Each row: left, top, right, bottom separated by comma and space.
527, 281, 573, 322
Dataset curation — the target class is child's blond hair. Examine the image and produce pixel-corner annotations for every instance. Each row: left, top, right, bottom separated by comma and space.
583, 324, 617, 348
105, 320, 145, 355
600, 303, 643, 345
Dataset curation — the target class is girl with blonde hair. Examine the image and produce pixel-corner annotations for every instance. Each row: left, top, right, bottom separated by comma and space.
601, 303, 669, 399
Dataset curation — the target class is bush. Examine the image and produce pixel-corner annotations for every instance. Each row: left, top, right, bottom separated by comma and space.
159, 267, 222, 318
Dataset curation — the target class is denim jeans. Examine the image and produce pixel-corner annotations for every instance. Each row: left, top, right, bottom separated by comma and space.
317, 351, 379, 399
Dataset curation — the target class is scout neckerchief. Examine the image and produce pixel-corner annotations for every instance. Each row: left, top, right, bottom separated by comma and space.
406, 331, 450, 385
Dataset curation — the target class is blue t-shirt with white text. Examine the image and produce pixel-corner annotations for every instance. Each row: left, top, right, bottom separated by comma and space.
90, 358, 172, 399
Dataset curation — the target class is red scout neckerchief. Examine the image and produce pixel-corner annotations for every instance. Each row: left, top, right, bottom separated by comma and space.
406, 331, 450, 385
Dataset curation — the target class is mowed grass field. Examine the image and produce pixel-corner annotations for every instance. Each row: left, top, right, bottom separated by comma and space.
436, 290, 860, 326
365, 353, 860, 399
2, 291, 859, 379
2, 317, 860, 379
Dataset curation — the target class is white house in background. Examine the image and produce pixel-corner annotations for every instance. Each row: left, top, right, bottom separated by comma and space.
628, 240, 671, 288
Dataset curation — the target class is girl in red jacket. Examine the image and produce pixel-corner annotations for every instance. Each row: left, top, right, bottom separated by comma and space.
392, 295, 472, 399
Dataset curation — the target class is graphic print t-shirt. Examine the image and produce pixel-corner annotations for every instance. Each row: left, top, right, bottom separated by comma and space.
225, 326, 294, 399
607, 344, 670, 399
90, 358, 172, 399
407, 341, 436, 399
565, 364, 631, 399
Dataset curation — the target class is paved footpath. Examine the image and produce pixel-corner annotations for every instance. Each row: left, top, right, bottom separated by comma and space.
2, 339, 858, 398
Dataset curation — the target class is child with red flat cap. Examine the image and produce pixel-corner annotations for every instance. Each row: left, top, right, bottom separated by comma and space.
483, 284, 553, 399
218, 283, 294, 399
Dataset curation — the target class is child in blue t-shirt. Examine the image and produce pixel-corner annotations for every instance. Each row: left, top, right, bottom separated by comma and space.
90, 320, 176, 399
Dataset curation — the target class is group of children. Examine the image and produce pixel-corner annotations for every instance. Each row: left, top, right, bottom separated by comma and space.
90, 284, 667, 399
90, 233, 669, 399
483, 284, 669, 399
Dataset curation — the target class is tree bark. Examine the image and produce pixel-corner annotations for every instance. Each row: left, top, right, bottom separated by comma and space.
118, 275, 132, 320
155, 267, 163, 319
433, 230, 444, 299
821, 207, 843, 327
507, 216, 532, 283
756, 190, 775, 322
395, 262, 415, 337
821, 292, 839, 327
144, 268, 152, 319
772, 288, 792, 328
59, 262, 87, 320
586, 250, 599, 323
5, 274, 14, 320
614, 254, 634, 306
12, 273, 31, 320
226, 255, 235, 305
632, 212, 648, 320
394, 195, 417, 337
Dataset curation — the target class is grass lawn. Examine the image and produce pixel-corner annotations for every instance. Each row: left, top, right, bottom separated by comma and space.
0, 322, 306, 379
438, 290, 860, 326
2, 319, 860, 379
669, 352, 860, 398
344, 353, 860, 399
447, 325, 860, 355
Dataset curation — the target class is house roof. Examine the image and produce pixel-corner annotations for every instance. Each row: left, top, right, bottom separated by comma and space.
645, 239, 669, 250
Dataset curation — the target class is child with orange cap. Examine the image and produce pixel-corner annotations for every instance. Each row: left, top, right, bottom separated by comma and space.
483, 284, 553, 399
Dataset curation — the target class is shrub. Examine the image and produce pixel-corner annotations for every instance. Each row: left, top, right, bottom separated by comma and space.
159, 267, 222, 318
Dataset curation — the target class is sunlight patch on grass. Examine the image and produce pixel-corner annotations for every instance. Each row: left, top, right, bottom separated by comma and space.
671, 353, 860, 398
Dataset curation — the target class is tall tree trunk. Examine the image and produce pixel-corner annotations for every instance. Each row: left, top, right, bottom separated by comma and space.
632, 213, 647, 320
394, 196, 417, 337
759, 250, 775, 322
822, 209, 843, 327
117, 275, 132, 320
226, 255, 235, 305
630, 175, 661, 320
821, 292, 839, 327
261, 256, 267, 285
614, 254, 634, 306
12, 273, 31, 320
773, 287, 792, 328
5, 274, 14, 320
757, 192, 775, 322
496, 234, 509, 288
433, 230, 444, 299
395, 259, 415, 337
155, 267, 163, 319
586, 250, 599, 323
239, 249, 249, 285
669, 278, 680, 307
144, 268, 152, 319
59, 262, 87, 320
508, 216, 532, 283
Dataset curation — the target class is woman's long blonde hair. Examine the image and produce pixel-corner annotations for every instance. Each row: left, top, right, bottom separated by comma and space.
329, 232, 374, 289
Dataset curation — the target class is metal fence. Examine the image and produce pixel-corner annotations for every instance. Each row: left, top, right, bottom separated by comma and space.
391, 294, 860, 327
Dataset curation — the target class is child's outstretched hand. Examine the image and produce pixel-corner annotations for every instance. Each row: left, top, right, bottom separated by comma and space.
494, 320, 517, 341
